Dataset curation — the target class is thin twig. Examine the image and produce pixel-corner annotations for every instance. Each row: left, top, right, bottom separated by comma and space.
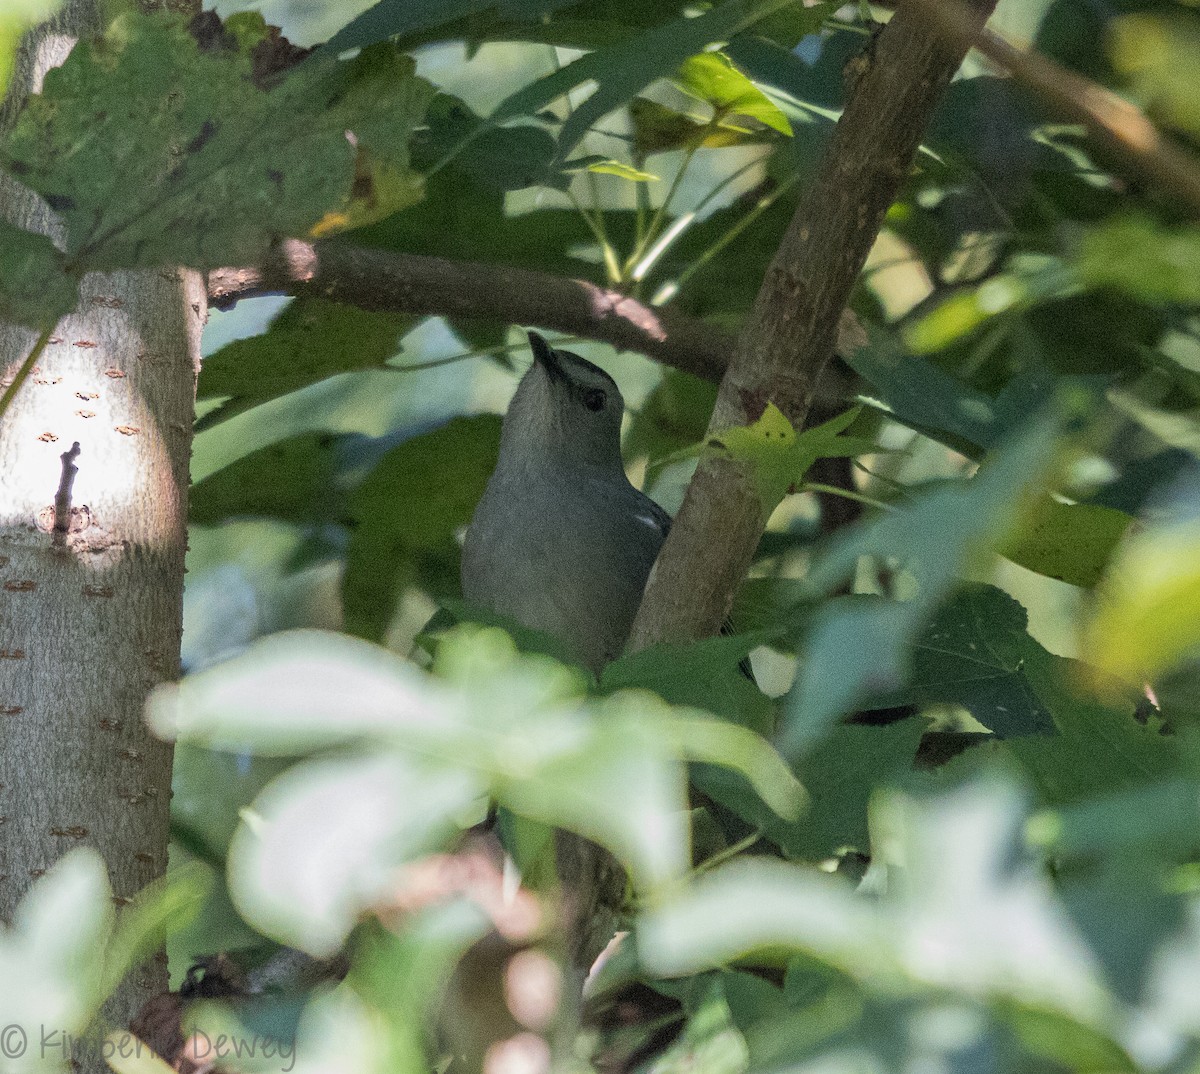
51, 441, 81, 548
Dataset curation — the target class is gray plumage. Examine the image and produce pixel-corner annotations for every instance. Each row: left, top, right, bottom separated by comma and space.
461, 331, 668, 673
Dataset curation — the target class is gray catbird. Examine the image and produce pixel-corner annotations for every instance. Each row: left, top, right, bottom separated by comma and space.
461, 330, 668, 673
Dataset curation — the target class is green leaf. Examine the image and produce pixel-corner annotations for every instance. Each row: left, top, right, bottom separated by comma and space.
1, 14, 432, 271
868, 585, 1057, 737
695, 712, 925, 863
673, 52, 792, 136
903, 271, 1047, 354
782, 413, 1061, 755
642, 778, 1112, 1023
1005, 644, 1179, 805
0, 219, 79, 329
1083, 475, 1200, 686
708, 403, 866, 516
643, 978, 749, 1074
189, 432, 345, 526
1000, 497, 1134, 588
1109, 14, 1200, 139
602, 632, 775, 735
342, 416, 502, 640
197, 299, 412, 430
147, 629, 453, 755
157, 626, 807, 935
669, 712, 806, 821
228, 751, 482, 955
492, 0, 801, 158
639, 857, 886, 976
585, 159, 661, 182
0, 0, 62, 97
324, 0, 582, 53
1076, 214, 1200, 307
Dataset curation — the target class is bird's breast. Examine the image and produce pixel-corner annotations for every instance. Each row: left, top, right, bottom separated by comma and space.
460, 473, 665, 671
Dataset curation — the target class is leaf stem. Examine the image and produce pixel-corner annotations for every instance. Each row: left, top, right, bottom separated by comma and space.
667, 172, 799, 299
0, 324, 54, 424
802, 482, 895, 511
626, 142, 698, 278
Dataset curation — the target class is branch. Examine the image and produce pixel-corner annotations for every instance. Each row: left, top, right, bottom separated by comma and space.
208, 239, 734, 383
628, 0, 999, 652
908, 0, 1200, 215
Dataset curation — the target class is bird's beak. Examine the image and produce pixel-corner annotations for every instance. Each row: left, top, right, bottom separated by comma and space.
528, 330, 566, 384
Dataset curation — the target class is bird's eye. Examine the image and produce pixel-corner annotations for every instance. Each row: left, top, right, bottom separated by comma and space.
582, 388, 607, 412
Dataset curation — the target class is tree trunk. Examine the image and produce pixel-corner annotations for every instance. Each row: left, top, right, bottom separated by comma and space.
0, 0, 202, 1036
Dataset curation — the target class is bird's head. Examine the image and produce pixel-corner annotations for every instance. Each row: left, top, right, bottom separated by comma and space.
502, 330, 626, 472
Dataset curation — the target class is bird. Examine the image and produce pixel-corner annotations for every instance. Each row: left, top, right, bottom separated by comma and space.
461, 330, 669, 674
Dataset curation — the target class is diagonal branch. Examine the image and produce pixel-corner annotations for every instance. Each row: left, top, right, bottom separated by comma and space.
207, 239, 735, 383
628, 0, 1000, 653
908, 0, 1200, 214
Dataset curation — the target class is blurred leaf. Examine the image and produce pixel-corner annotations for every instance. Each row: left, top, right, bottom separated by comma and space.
159, 627, 801, 943
189, 432, 345, 525
642, 778, 1111, 1023
701, 715, 926, 863
1062, 853, 1185, 1007
639, 857, 885, 976
783, 413, 1060, 755
342, 416, 501, 640
324, 0, 584, 52
1005, 644, 1179, 805
0, 15, 432, 271
1084, 472, 1200, 686
1000, 497, 1133, 588
647, 978, 749, 1074
1110, 13, 1200, 137
101, 862, 213, 999
0, 219, 78, 329
196, 299, 411, 430
628, 368, 717, 463
1076, 215, 1200, 306
602, 632, 775, 735
903, 265, 1066, 355
673, 51, 792, 136
1030, 777, 1200, 860
148, 629, 456, 755
0, 0, 61, 96
845, 322, 1052, 455
228, 751, 481, 955
0, 850, 115, 1067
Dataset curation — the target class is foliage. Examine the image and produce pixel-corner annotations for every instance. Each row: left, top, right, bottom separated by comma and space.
3, 0, 1200, 1072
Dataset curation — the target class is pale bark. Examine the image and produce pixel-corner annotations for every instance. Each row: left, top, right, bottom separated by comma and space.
0, 0, 202, 1037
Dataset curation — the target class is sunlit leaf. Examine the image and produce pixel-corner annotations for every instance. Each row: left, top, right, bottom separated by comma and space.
673, 52, 792, 135
0, 0, 62, 98
1000, 497, 1134, 588
1084, 473, 1200, 686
